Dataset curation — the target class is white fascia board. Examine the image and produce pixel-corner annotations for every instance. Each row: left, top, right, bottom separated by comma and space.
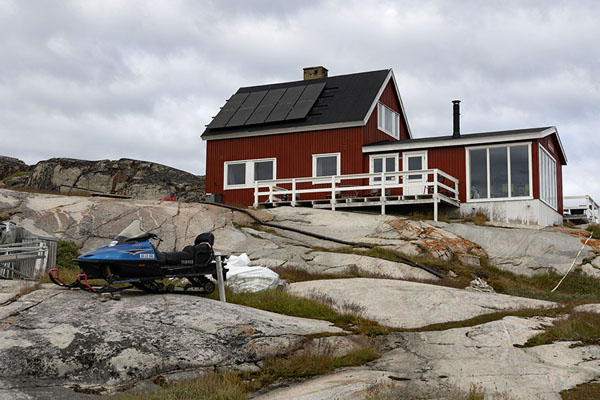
362, 69, 413, 139
202, 120, 364, 141
363, 129, 562, 154
540, 127, 568, 164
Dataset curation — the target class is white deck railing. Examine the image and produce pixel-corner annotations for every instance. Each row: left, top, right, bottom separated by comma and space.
253, 169, 459, 221
564, 195, 599, 223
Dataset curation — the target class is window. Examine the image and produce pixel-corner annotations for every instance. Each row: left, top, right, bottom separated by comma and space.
467, 144, 531, 201
312, 153, 340, 182
224, 158, 276, 189
369, 154, 398, 184
539, 146, 557, 209
377, 103, 400, 139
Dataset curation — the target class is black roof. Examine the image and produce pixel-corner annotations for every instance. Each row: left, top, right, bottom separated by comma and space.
363, 126, 554, 147
202, 69, 390, 138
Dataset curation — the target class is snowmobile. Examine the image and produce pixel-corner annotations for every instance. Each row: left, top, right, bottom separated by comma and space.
49, 220, 227, 294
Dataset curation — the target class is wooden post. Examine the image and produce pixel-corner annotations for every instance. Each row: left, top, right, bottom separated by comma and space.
254, 181, 259, 208
292, 179, 297, 207
433, 170, 439, 222
215, 254, 226, 302
268, 184, 273, 203
331, 176, 336, 211
381, 172, 386, 215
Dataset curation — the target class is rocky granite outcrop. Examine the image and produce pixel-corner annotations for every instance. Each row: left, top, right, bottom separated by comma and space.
26, 157, 205, 202
444, 222, 597, 276
257, 316, 600, 400
287, 278, 554, 329
0, 156, 30, 183
0, 281, 343, 398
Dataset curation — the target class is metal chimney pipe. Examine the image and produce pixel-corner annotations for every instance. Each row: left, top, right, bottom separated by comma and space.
452, 100, 461, 138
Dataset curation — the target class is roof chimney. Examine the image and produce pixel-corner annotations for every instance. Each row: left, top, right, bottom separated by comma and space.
452, 100, 461, 138
303, 66, 328, 80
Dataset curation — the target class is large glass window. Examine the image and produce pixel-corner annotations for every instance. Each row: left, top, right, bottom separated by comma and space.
469, 149, 488, 199
510, 145, 530, 197
377, 103, 400, 139
224, 158, 275, 189
539, 146, 557, 209
468, 144, 531, 200
490, 147, 508, 198
312, 153, 340, 180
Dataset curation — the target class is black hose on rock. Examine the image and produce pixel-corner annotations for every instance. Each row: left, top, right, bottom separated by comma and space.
198, 201, 444, 279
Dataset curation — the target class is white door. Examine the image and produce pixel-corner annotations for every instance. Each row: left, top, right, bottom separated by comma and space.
403, 151, 427, 196
369, 154, 398, 185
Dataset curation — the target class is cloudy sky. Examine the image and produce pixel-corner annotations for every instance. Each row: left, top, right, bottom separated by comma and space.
1, 0, 599, 201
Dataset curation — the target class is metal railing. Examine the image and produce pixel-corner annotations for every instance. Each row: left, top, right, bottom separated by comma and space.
0, 237, 57, 279
253, 169, 459, 221
564, 195, 599, 224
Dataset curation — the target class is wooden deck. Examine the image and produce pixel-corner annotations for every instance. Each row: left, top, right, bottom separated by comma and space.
253, 169, 460, 221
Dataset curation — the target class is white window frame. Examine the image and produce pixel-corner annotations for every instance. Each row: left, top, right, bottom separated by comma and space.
539, 145, 558, 210
369, 153, 399, 184
312, 152, 341, 184
377, 103, 400, 140
402, 150, 428, 182
223, 157, 277, 190
465, 142, 533, 202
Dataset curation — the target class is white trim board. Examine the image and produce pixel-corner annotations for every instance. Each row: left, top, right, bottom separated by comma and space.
363, 127, 567, 164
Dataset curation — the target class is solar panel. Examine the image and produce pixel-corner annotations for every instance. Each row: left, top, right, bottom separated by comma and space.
226, 90, 268, 127
207, 93, 249, 128
265, 86, 305, 123
245, 88, 286, 125
285, 82, 325, 120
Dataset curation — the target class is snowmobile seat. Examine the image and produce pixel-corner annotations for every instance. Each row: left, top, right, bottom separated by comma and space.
186, 243, 213, 265
161, 249, 194, 265
195, 232, 214, 246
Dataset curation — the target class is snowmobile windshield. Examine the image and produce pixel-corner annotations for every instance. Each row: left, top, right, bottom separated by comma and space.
114, 220, 153, 243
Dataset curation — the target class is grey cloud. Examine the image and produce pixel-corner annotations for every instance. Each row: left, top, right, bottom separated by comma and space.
0, 0, 598, 201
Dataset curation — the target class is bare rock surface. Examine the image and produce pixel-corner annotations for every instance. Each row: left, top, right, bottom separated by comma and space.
0, 156, 30, 181
27, 157, 205, 202
287, 278, 554, 329
254, 369, 394, 400
444, 222, 595, 276
257, 316, 600, 400
0, 286, 343, 398
308, 251, 438, 281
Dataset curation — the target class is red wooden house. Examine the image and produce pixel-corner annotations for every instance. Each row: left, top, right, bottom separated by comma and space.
202, 67, 567, 226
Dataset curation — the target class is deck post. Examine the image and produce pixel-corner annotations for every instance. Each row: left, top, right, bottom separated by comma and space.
381, 172, 386, 215
331, 176, 336, 211
292, 179, 297, 207
254, 181, 259, 208
433, 170, 439, 222
268, 184, 273, 203
215, 254, 226, 302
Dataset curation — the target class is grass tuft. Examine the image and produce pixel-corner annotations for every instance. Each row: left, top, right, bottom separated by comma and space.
464, 211, 488, 226
117, 371, 247, 400
561, 382, 600, 400
408, 211, 450, 223
244, 340, 379, 392
521, 311, 600, 347
586, 223, 600, 239
39, 240, 82, 283
208, 287, 388, 336
1, 171, 31, 182
18, 282, 41, 297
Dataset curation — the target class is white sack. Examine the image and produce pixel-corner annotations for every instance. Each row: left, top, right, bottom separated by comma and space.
225, 253, 280, 293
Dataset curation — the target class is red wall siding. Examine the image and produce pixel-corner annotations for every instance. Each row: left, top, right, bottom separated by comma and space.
363, 80, 410, 145
538, 135, 564, 214
205, 128, 364, 206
